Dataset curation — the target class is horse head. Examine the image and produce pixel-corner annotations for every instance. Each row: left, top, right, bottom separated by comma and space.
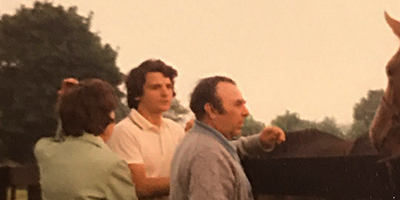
384, 12, 400, 110
369, 12, 400, 158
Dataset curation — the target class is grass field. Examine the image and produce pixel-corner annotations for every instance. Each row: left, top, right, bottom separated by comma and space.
7, 188, 27, 200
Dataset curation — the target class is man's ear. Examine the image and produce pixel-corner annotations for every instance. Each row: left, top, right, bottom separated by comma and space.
204, 103, 217, 119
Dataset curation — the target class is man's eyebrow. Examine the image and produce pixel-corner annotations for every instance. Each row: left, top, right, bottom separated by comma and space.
147, 83, 162, 86
235, 99, 246, 104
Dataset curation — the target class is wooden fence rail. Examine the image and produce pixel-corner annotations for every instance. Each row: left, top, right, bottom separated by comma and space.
242, 155, 400, 199
1, 155, 399, 200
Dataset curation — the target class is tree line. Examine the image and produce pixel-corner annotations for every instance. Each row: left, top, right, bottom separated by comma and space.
242, 89, 383, 140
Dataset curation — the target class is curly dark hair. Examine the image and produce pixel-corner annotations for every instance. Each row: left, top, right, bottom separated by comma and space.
189, 76, 236, 120
126, 59, 178, 109
59, 79, 118, 137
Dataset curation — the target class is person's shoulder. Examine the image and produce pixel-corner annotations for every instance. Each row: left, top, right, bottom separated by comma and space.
163, 118, 184, 132
34, 137, 55, 154
113, 117, 140, 136
181, 131, 220, 152
34, 137, 68, 162
163, 117, 180, 126
90, 144, 124, 168
101, 146, 123, 162
35, 136, 53, 146
115, 116, 134, 128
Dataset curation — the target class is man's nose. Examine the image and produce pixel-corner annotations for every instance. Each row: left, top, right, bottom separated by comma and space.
160, 86, 168, 96
242, 106, 250, 117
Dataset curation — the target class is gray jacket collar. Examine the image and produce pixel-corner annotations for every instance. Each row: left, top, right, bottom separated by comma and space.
192, 120, 240, 162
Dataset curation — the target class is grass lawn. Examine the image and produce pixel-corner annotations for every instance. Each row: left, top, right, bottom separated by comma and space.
7, 188, 27, 200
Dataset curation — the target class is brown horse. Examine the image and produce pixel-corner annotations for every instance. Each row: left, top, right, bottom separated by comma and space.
369, 12, 400, 159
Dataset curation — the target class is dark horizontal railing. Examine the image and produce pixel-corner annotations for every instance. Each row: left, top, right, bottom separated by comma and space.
242, 155, 400, 199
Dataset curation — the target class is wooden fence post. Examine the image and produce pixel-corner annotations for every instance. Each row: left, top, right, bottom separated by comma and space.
0, 166, 8, 200
9, 164, 41, 200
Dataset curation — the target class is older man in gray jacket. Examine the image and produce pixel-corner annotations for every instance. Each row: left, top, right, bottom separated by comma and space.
170, 76, 285, 200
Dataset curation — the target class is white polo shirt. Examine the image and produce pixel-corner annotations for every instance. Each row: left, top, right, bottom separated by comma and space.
107, 109, 185, 178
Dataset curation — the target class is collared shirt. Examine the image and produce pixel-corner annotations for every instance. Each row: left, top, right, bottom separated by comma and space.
107, 109, 185, 178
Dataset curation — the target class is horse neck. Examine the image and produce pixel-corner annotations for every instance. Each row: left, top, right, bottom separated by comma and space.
383, 84, 400, 113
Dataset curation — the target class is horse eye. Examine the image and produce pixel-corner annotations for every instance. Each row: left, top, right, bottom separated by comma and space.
387, 69, 393, 76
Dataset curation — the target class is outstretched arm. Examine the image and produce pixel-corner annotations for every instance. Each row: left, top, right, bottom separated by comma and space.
234, 126, 285, 158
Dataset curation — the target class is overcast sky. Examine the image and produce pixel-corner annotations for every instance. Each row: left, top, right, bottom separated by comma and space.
2, 0, 400, 125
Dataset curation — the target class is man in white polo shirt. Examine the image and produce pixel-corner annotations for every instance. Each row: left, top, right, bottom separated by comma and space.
107, 59, 185, 200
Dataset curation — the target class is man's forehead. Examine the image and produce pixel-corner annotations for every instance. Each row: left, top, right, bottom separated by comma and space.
216, 82, 245, 102
145, 72, 171, 84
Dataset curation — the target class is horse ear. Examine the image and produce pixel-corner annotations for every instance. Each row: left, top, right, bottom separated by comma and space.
385, 11, 400, 38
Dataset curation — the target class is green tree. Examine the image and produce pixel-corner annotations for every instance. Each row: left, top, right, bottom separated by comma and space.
270, 110, 305, 132
241, 115, 265, 136
316, 117, 345, 138
347, 89, 384, 139
271, 110, 345, 138
115, 100, 130, 123
0, 2, 123, 163
163, 98, 190, 123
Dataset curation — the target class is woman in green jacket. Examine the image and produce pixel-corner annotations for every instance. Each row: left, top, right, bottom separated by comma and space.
35, 78, 138, 200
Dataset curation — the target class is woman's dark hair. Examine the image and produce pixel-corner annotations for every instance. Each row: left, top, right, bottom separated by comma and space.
189, 76, 236, 120
126, 59, 178, 109
59, 79, 118, 137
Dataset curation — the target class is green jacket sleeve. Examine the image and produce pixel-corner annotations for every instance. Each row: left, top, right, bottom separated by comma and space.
106, 159, 138, 200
